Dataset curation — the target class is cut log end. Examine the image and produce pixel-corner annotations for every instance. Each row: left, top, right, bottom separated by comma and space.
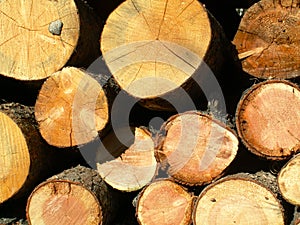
156, 111, 239, 186
35, 67, 109, 147
137, 179, 193, 225
193, 177, 285, 225
0, 111, 30, 203
26, 180, 101, 225
236, 80, 300, 159
0, 0, 80, 80
97, 127, 157, 192
278, 154, 300, 205
233, 0, 300, 79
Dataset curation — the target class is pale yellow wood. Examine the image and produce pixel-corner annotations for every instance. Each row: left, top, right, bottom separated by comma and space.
0, 0, 79, 80
35, 67, 109, 147
0, 111, 30, 203
97, 127, 157, 192
101, 0, 211, 98
194, 178, 284, 225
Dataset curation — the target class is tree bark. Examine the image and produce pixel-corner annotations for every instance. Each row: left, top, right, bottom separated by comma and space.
193, 172, 285, 225
235, 80, 300, 160
0, 102, 84, 204
96, 127, 158, 192
155, 110, 239, 186
233, 0, 300, 79
26, 165, 117, 225
35, 67, 111, 148
136, 179, 193, 225
0, 0, 101, 81
278, 153, 300, 205
100, 0, 239, 111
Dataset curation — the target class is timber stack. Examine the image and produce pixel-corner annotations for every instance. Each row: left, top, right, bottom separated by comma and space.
0, 0, 299, 225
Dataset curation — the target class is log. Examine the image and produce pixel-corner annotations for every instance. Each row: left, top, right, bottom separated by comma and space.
278, 153, 300, 205
235, 80, 300, 160
0, 0, 101, 81
35, 67, 110, 148
193, 172, 285, 225
96, 127, 157, 192
291, 206, 300, 225
136, 179, 193, 225
26, 165, 117, 225
100, 0, 239, 110
0, 102, 83, 204
155, 110, 239, 186
233, 0, 300, 79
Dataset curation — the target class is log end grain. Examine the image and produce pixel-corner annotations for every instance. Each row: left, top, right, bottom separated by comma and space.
236, 80, 300, 159
35, 67, 109, 147
156, 111, 239, 185
0, 0, 80, 80
278, 154, 300, 205
97, 127, 157, 192
0, 111, 30, 203
233, 0, 300, 79
193, 177, 285, 225
137, 179, 193, 225
26, 180, 102, 225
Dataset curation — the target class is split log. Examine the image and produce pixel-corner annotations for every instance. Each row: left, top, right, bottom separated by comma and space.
235, 80, 300, 160
100, 0, 239, 111
193, 172, 285, 225
35, 67, 110, 148
278, 154, 300, 205
233, 0, 300, 79
136, 179, 193, 225
0, 0, 101, 81
96, 127, 157, 192
26, 165, 117, 225
155, 110, 239, 186
0, 102, 83, 204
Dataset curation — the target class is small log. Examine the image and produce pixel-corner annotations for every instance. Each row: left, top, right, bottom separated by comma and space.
35, 67, 110, 147
0, 0, 101, 81
97, 127, 157, 192
155, 110, 239, 186
278, 154, 300, 205
136, 179, 193, 225
193, 172, 285, 225
101, 0, 239, 110
26, 165, 117, 225
0, 102, 83, 204
233, 0, 300, 79
236, 80, 300, 160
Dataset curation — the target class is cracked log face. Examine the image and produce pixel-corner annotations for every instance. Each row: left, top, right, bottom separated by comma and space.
0, 0, 80, 80
236, 80, 300, 159
100, 0, 211, 103
233, 0, 300, 79
35, 67, 109, 147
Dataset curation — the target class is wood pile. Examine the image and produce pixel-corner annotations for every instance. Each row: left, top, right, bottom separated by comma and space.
0, 0, 299, 224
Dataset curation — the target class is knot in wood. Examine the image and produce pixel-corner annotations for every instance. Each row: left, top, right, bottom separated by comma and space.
48, 20, 63, 35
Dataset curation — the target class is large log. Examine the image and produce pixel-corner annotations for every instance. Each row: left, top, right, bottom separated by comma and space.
0, 0, 101, 81
193, 172, 285, 225
100, 0, 239, 111
35, 67, 111, 148
233, 0, 300, 79
26, 165, 117, 225
136, 179, 193, 225
155, 110, 239, 186
0, 102, 83, 204
235, 80, 300, 160
96, 127, 157, 192
278, 153, 300, 205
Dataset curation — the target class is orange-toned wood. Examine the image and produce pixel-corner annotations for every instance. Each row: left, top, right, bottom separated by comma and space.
233, 0, 300, 79
155, 110, 239, 186
236, 80, 300, 159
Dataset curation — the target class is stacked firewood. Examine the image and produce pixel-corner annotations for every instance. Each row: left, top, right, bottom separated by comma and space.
0, 0, 299, 224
